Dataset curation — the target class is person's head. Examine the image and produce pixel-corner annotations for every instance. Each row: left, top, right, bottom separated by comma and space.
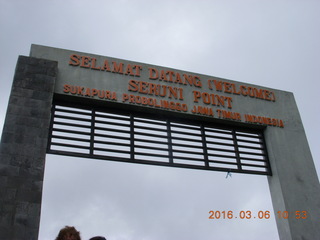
55, 226, 81, 240
89, 237, 106, 240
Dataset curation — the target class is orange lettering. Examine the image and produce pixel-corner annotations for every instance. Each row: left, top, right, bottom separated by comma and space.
80, 56, 91, 68
122, 93, 129, 102
125, 64, 135, 76
63, 84, 71, 93
92, 89, 99, 96
101, 60, 111, 71
231, 83, 241, 95
149, 68, 158, 80
69, 54, 80, 66
167, 71, 175, 82
193, 76, 202, 87
128, 80, 139, 92
240, 86, 247, 96
91, 58, 101, 70
265, 90, 271, 101
148, 83, 158, 95
112, 62, 124, 74
133, 65, 142, 77
224, 82, 233, 93
213, 80, 223, 91
159, 70, 168, 81
193, 91, 201, 103
139, 81, 149, 94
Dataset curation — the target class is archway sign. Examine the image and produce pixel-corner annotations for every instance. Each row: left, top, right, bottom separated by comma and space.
0, 45, 319, 239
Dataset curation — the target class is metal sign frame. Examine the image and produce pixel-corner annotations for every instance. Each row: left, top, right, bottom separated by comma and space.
47, 100, 271, 175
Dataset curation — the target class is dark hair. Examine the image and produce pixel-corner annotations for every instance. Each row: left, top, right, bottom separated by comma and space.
55, 226, 81, 240
89, 237, 106, 240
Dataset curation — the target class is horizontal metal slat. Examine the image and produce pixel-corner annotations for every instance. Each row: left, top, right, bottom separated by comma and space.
208, 160, 238, 166
134, 151, 170, 158
171, 136, 203, 143
240, 156, 267, 162
94, 132, 130, 141
53, 121, 91, 129
95, 113, 130, 121
171, 148, 204, 155
95, 126, 130, 134
134, 118, 167, 127
51, 142, 91, 150
52, 128, 91, 136
134, 145, 169, 152
54, 114, 92, 123
94, 140, 131, 148
238, 144, 264, 151
171, 130, 202, 137
95, 119, 130, 128
204, 135, 234, 141
171, 142, 204, 149
170, 124, 201, 131
239, 150, 266, 157
241, 163, 267, 168
172, 155, 205, 162
55, 108, 92, 116
207, 153, 237, 159
134, 138, 168, 145
51, 134, 90, 143
236, 132, 262, 139
236, 138, 262, 144
204, 128, 232, 135
134, 131, 168, 139
94, 147, 131, 154
134, 125, 168, 133
206, 147, 236, 154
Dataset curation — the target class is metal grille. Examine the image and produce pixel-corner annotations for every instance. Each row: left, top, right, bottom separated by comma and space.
47, 103, 272, 175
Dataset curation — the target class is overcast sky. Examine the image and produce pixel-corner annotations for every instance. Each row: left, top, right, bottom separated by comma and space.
1, 0, 319, 240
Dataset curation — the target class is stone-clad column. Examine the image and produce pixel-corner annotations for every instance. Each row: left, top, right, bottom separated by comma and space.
0, 56, 57, 239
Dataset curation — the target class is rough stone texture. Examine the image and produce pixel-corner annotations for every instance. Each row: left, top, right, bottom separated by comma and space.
0, 56, 57, 240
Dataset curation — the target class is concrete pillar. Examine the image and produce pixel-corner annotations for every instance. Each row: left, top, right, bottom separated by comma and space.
266, 93, 320, 240
0, 56, 57, 239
